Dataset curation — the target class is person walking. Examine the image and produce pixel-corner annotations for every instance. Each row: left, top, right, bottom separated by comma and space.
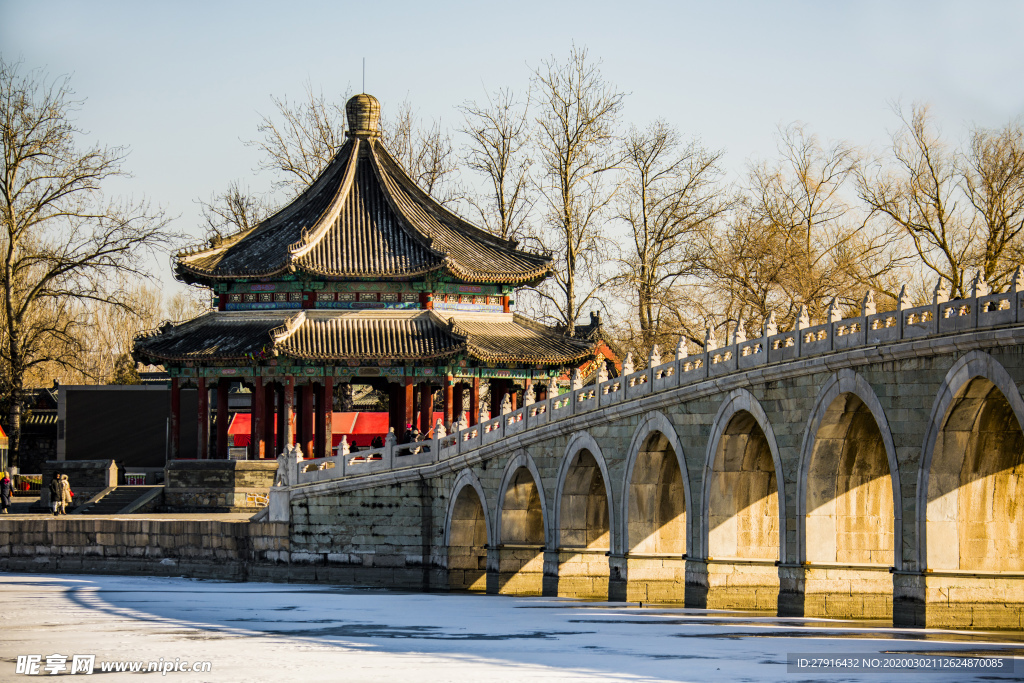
59, 474, 72, 515
0, 472, 12, 514
48, 475, 61, 516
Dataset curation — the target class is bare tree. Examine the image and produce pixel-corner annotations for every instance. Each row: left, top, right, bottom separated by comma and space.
165, 288, 210, 323
612, 120, 727, 357
857, 105, 974, 297
962, 120, 1024, 287
531, 46, 624, 335
246, 82, 348, 194
459, 88, 534, 240
383, 99, 461, 206
79, 280, 162, 384
683, 124, 903, 342
197, 180, 271, 240
741, 125, 899, 322
0, 58, 176, 469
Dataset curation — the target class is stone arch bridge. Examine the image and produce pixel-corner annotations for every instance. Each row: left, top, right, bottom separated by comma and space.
272, 290, 1024, 630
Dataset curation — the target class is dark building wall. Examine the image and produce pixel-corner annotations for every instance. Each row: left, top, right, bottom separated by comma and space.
63, 387, 197, 467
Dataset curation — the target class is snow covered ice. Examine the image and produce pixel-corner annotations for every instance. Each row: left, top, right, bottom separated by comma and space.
1, 573, 1022, 682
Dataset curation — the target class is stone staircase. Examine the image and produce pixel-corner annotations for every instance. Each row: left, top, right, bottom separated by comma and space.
73, 486, 160, 515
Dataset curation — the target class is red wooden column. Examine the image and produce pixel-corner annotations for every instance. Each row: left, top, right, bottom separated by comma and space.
196, 377, 208, 460
216, 378, 229, 459
509, 383, 518, 411
419, 382, 432, 434
263, 382, 276, 457
442, 375, 454, 428
470, 378, 480, 426
300, 384, 314, 457
252, 376, 265, 460
404, 378, 416, 435
283, 378, 295, 448
452, 381, 464, 424
169, 377, 181, 460
323, 376, 333, 456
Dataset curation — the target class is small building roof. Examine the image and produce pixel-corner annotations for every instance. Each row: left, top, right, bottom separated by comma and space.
175, 94, 552, 286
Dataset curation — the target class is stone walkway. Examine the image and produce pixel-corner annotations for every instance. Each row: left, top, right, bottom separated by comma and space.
4, 496, 254, 520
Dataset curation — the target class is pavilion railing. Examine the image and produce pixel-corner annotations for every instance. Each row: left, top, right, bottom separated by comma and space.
293, 286, 1024, 486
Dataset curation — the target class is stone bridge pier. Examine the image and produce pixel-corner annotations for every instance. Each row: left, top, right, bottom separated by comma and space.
284, 320, 1024, 630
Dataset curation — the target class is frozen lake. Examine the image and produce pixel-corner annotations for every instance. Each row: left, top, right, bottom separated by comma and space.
1, 573, 1022, 682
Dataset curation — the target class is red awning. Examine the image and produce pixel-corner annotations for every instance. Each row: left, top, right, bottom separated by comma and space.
226, 412, 445, 449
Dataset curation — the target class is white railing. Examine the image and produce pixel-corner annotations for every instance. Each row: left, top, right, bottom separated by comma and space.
293, 288, 1024, 486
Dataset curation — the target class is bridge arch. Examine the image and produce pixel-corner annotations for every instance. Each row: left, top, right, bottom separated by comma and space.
797, 369, 902, 569
444, 468, 492, 591
495, 451, 548, 547
916, 350, 1024, 572
701, 388, 786, 561
444, 468, 493, 548
493, 450, 548, 595
620, 410, 692, 557
554, 431, 615, 551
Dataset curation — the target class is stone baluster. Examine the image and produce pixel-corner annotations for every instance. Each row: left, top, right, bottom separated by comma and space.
384, 428, 396, 468
971, 270, 990, 298
763, 312, 778, 338
933, 279, 950, 305
523, 383, 536, 406
731, 317, 747, 345
897, 284, 912, 310
795, 305, 810, 330
704, 327, 717, 352
570, 368, 583, 391
675, 337, 688, 361
547, 377, 559, 403
827, 298, 842, 323
862, 290, 876, 317
648, 344, 661, 370
500, 392, 512, 415
337, 434, 349, 457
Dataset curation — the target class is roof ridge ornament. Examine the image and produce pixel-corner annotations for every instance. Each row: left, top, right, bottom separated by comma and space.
346, 93, 381, 139
270, 311, 306, 346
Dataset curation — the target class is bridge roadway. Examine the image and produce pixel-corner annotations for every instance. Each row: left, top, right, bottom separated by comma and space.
272, 290, 1024, 630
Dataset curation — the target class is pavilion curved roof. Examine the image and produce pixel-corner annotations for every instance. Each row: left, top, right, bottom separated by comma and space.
176, 97, 552, 286
133, 310, 594, 366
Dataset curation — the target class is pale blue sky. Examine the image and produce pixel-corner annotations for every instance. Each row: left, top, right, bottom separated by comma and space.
2, 0, 1023, 291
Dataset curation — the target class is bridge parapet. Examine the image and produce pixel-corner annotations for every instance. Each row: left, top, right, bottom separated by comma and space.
288, 285, 1024, 487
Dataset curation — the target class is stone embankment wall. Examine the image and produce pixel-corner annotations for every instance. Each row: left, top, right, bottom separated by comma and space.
286, 477, 450, 590
0, 519, 289, 580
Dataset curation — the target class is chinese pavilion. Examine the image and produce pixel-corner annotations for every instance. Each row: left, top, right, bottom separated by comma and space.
134, 94, 595, 460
